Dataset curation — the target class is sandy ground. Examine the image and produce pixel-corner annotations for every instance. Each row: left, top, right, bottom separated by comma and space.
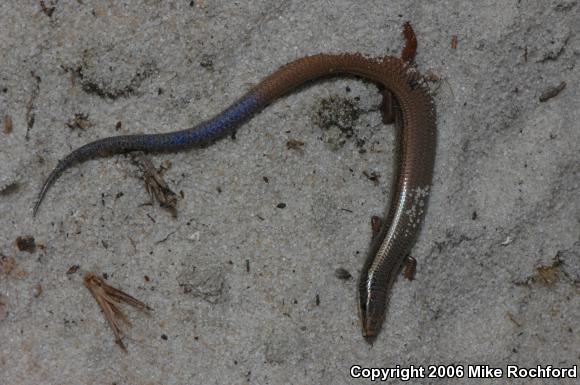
0, 1, 579, 384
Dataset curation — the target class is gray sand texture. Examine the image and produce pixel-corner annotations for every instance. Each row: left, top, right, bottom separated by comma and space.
1, 1, 579, 384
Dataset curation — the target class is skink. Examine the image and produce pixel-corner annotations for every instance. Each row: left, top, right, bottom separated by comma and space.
34, 23, 436, 340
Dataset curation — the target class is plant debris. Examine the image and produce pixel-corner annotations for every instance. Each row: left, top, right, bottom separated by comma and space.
362, 170, 381, 186
533, 259, 563, 286
16, 235, 36, 253
0, 294, 7, 321
3, 114, 12, 134
25, 72, 41, 140
84, 272, 152, 352
66, 113, 93, 130
131, 153, 178, 217
39, 0, 55, 17
451, 35, 458, 49
286, 139, 305, 151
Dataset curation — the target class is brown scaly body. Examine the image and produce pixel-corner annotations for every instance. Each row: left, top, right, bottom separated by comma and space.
253, 52, 436, 340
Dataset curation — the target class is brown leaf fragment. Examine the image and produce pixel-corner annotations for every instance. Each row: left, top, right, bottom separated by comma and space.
131, 153, 178, 217
3, 115, 12, 134
66, 113, 93, 130
286, 139, 305, 151
0, 294, 7, 321
84, 272, 152, 352
16, 235, 36, 253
